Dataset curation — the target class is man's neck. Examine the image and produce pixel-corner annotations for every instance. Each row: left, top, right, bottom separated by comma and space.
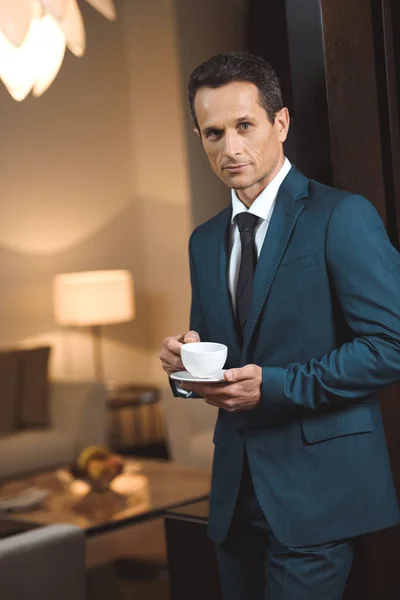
236, 155, 286, 208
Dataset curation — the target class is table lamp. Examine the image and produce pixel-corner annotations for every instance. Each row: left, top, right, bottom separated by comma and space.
53, 270, 135, 381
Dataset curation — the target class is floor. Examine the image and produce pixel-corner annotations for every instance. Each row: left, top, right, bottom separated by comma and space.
87, 560, 170, 600
86, 517, 171, 600
118, 567, 170, 600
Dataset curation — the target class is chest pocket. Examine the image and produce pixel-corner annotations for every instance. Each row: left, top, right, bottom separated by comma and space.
301, 404, 373, 444
276, 252, 315, 279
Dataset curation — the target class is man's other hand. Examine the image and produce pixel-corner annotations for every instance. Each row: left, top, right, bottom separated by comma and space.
180, 364, 262, 412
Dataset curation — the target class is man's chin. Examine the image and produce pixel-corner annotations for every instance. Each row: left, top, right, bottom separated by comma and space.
228, 179, 256, 191
220, 174, 253, 190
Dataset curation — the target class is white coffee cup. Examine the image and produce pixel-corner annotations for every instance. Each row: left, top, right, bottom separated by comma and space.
181, 342, 228, 378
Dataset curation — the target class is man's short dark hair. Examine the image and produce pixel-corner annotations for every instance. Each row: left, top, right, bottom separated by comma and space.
188, 52, 284, 128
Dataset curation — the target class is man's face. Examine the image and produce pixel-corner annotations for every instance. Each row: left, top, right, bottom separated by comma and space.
194, 82, 289, 199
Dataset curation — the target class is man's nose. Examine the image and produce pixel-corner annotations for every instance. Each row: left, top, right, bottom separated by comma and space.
223, 132, 243, 157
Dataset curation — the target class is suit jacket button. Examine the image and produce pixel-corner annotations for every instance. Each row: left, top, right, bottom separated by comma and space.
236, 424, 244, 436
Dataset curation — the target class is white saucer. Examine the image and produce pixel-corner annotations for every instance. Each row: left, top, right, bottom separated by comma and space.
171, 370, 227, 383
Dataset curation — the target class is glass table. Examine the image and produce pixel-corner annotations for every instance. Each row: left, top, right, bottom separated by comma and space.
0, 459, 210, 537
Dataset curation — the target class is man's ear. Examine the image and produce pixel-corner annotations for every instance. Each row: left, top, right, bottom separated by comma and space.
276, 107, 290, 143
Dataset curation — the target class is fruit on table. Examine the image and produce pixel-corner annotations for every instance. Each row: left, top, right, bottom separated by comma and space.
77, 446, 110, 473
87, 459, 107, 481
105, 455, 124, 476
77, 446, 124, 482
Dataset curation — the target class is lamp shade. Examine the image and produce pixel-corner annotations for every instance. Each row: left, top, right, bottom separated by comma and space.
53, 269, 135, 326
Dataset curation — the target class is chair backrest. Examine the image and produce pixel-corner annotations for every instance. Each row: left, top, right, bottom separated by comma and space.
0, 523, 86, 600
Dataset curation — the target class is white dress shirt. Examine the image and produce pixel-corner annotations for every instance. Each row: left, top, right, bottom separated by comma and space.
228, 157, 292, 313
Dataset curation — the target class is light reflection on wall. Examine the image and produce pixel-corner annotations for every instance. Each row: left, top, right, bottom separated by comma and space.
0, 203, 132, 255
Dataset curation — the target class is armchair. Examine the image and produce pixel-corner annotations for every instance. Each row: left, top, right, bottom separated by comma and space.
0, 524, 85, 600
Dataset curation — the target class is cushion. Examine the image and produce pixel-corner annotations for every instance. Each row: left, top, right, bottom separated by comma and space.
0, 430, 74, 478
0, 351, 19, 435
17, 346, 51, 429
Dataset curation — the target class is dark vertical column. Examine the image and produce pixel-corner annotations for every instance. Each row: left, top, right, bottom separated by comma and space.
321, 0, 400, 245
321, 3, 400, 597
248, 0, 332, 185
320, 0, 388, 220
371, 0, 400, 247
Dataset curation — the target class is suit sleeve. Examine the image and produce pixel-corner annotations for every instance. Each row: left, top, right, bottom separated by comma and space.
261, 194, 400, 415
169, 232, 209, 397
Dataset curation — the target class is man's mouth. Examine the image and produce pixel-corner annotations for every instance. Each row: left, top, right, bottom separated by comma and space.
224, 163, 250, 172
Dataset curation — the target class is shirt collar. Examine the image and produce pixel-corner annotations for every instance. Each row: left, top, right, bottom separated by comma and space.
230, 157, 292, 224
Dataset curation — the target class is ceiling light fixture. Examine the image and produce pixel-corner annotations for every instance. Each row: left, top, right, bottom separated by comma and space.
0, 0, 116, 101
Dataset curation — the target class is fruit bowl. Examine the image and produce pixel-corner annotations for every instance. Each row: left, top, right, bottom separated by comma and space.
72, 446, 125, 493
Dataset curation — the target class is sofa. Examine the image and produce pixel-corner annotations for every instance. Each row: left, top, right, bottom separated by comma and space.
0, 380, 107, 479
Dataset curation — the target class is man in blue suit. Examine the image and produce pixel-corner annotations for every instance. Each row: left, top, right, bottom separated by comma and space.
159, 52, 400, 599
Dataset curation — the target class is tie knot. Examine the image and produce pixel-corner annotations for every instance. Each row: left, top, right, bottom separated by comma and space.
235, 212, 260, 233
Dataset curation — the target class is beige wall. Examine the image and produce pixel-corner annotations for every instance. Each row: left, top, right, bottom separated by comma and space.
175, 0, 248, 226
0, 0, 246, 388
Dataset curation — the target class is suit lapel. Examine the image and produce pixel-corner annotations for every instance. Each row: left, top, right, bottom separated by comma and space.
242, 168, 309, 351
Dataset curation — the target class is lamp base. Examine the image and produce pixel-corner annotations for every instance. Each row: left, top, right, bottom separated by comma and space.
92, 325, 104, 382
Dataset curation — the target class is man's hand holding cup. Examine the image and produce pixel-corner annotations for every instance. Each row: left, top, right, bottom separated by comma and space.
159, 330, 200, 375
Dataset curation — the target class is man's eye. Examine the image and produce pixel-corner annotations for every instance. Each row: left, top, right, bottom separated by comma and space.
239, 122, 252, 130
208, 130, 222, 139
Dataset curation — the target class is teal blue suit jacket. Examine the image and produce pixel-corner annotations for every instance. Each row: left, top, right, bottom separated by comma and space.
183, 166, 400, 547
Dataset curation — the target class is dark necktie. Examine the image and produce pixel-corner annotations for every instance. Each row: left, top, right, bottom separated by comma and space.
235, 212, 260, 334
